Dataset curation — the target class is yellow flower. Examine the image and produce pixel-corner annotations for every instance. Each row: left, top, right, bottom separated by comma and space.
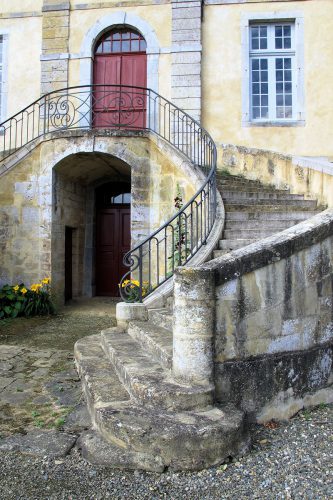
31, 283, 42, 293
41, 278, 50, 285
13, 285, 19, 292
21, 287, 27, 295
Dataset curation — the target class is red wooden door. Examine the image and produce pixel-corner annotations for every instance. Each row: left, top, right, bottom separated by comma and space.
96, 206, 131, 296
93, 29, 147, 129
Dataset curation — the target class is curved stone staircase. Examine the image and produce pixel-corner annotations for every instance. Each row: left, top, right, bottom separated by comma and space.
74, 173, 323, 471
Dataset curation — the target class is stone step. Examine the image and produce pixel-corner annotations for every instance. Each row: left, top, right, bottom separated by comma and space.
224, 200, 318, 210
101, 328, 213, 411
148, 307, 173, 331
223, 228, 290, 239
128, 320, 173, 369
214, 239, 257, 255
74, 334, 131, 411
224, 219, 309, 230
225, 210, 322, 221
217, 183, 289, 193
221, 191, 304, 201
74, 334, 250, 471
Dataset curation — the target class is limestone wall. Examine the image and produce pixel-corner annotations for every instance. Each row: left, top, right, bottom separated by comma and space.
0, 130, 201, 302
218, 143, 333, 208
185, 210, 333, 421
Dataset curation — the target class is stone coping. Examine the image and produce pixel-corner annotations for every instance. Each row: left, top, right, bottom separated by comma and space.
200, 208, 333, 286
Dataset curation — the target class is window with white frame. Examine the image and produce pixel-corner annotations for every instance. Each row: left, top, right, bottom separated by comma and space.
249, 22, 296, 122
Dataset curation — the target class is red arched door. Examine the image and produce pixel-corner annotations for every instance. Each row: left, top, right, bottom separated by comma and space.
93, 28, 147, 129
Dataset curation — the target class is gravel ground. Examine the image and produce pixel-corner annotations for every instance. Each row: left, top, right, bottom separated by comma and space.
0, 403, 332, 499
0, 300, 332, 499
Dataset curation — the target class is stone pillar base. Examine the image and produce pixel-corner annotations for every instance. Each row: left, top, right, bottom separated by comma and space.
116, 302, 148, 328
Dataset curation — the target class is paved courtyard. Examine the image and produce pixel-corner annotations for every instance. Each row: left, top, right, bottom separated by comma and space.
0, 299, 332, 499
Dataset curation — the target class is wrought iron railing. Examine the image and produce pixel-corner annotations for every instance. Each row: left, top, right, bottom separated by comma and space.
0, 85, 217, 302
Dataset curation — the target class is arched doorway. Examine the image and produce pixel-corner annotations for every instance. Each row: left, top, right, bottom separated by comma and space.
95, 182, 131, 296
93, 28, 147, 128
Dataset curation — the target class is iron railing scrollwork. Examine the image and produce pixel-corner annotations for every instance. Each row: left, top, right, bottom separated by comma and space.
0, 85, 217, 302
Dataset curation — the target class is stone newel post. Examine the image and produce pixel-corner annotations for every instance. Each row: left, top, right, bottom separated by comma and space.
173, 267, 215, 387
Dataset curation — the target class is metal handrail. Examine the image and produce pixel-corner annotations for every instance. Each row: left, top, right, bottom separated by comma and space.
0, 85, 217, 302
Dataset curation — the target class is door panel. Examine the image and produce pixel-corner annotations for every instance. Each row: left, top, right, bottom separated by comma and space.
96, 207, 131, 296
93, 52, 147, 128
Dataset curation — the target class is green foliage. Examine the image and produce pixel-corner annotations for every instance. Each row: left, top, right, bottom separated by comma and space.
168, 184, 191, 269
0, 284, 27, 319
0, 279, 54, 320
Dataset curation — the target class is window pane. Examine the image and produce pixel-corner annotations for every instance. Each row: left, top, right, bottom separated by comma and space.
112, 41, 121, 52
131, 40, 140, 52
284, 82, 292, 92
261, 83, 268, 94
252, 71, 260, 82
253, 95, 260, 106
284, 26, 291, 37
260, 38, 267, 50
285, 70, 292, 81
122, 40, 130, 52
122, 32, 130, 40
103, 40, 111, 52
275, 38, 283, 49
276, 59, 283, 70
260, 59, 268, 70
252, 59, 259, 70
261, 95, 268, 107
123, 193, 131, 203
261, 70, 268, 82
252, 107, 260, 119
276, 107, 284, 118
251, 27, 259, 38
276, 95, 284, 106
284, 37, 291, 49
285, 107, 293, 118
276, 70, 283, 81
284, 58, 292, 70
252, 38, 259, 50
260, 26, 267, 37
261, 107, 269, 118
252, 83, 260, 94
276, 82, 283, 92
275, 26, 283, 37
285, 94, 292, 106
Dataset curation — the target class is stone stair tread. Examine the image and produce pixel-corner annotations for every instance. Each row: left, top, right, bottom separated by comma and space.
101, 328, 212, 411
221, 191, 304, 200
225, 210, 323, 220
74, 335, 130, 408
224, 202, 318, 211
224, 220, 308, 228
93, 400, 249, 470
224, 199, 316, 207
128, 320, 173, 369
77, 430, 165, 472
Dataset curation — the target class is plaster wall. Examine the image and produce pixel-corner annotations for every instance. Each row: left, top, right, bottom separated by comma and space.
0, 16, 42, 119
202, 0, 333, 157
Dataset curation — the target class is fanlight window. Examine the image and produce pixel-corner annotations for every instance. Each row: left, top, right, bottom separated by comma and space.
95, 29, 147, 54
110, 193, 131, 204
